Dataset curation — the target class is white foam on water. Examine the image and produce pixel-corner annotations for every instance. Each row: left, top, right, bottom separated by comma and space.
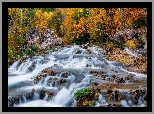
8, 55, 56, 86
16, 85, 57, 92
8, 71, 26, 76
120, 100, 130, 107
16, 100, 62, 107
43, 93, 48, 100
108, 60, 147, 78
121, 68, 147, 78
124, 47, 138, 57
33, 92, 40, 100
22, 95, 27, 103
8, 75, 33, 87
95, 94, 107, 107
43, 76, 52, 86
8, 60, 20, 72
51, 84, 75, 106
82, 74, 91, 82
128, 100, 133, 106
17, 58, 30, 72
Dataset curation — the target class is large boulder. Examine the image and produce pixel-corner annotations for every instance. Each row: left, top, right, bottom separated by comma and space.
39, 29, 63, 50
133, 48, 147, 56
114, 29, 137, 43
25, 28, 42, 47
39, 37, 62, 50
22, 28, 63, 50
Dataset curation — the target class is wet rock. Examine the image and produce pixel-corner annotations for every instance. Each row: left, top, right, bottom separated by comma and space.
114, 76, 126, 83
28, 61, 36, 72
42, 67, 55, 76
75, 88, 99, 107
47, 77, 68, 88
60, 72, 69, 78
17, 56, 28, 67
75, 50, 82, 54
48, 91, 53, 97
8, 96, 21, 107
10, 96, 20, 106
106, 93, 114, 101
48, 70, 55, 76
125, 74, 133, 81
106, 88, 124, 102
94, 92, 99, 100
85, 64, 89, 67
90, 70, 104, 76
54, 64, 58, 67
106, 103, 122, 107
40, 87, 46, 99
114, 90, 124, 101
34, 80, 38, 84
47, 91, 54, 100
29, 88, 35, 99
85, 49, 92, 54
111, 75, 116, 79
59, 78, 65, 84
9, 101, 14, 107
101, 75, 106, 80
93, 73, 97, 76
98, 71, 103, 75
34, 73, 47, 83
93, 82, 98, 86
143, 93, 147, 102
129, 88, 147, 105
106, 77, 114, 82
119, 78, 125, 83
107, 103, 113, 107
82, 100, 95, 107
42, 67, 51, 73
113, 104, 122, 107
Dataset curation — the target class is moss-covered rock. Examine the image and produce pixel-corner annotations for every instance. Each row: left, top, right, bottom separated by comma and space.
74, 87, 99, 107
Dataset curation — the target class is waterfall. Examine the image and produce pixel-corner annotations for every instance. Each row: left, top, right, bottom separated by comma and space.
8, 45, 147, 107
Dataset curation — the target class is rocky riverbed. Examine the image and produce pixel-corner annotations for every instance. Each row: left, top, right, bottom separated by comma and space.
8, 45, 147, 107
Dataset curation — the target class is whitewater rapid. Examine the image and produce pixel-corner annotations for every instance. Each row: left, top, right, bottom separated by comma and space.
8, 45, 147, 107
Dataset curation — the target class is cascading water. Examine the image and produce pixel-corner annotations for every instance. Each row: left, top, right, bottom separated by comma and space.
8, 45, 147, 107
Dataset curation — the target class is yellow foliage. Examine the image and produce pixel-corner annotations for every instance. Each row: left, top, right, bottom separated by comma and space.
35, 9, 53, 31
125, 40, 136, 49
8, 8, 147, 60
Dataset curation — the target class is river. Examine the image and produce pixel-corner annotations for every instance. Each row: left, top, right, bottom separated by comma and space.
8, 45, 147, 107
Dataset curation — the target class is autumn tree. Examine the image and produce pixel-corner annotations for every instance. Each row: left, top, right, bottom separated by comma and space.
8, 8, 31, 59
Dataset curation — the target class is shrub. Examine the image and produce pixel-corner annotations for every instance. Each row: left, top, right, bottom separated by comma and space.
74, 87, 92, 100
20, 44, 39, 57
131, 16, 147, 29
50, 46, 55, 52
125, 40, 137, 49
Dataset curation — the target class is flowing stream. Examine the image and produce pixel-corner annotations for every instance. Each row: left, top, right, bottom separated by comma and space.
8, 45, 147, 107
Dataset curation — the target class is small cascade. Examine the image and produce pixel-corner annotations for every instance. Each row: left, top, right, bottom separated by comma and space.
21, 95, 27, 103
8, 45, 147, 107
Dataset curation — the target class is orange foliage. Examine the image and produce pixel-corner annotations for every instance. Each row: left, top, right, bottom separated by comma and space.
35, 9, 53, 31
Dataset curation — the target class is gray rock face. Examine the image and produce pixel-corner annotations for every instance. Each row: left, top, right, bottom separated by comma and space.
132, 48, 147, 56
40, 37, 62, 50
114, 29, 137, 43
22, 28, 62, 50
